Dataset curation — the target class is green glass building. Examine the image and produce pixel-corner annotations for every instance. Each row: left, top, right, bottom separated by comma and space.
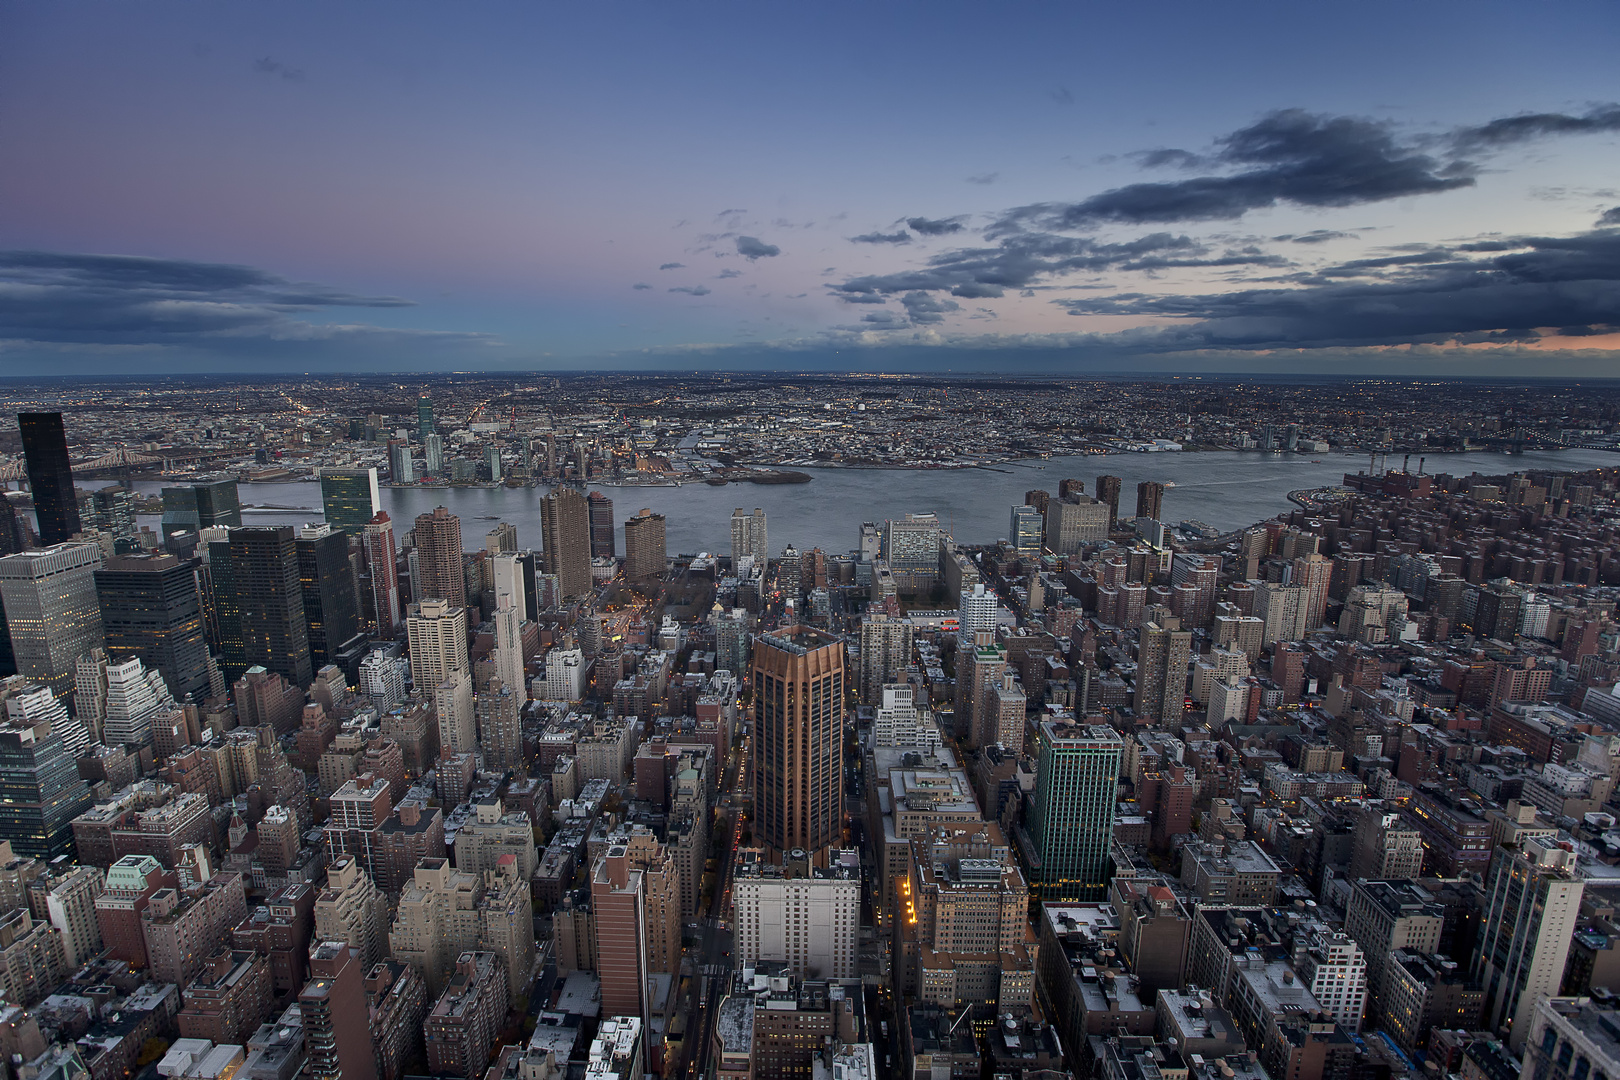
160, 478, 241, 539
319, 468, 381, 533
1027, 720, 1122, 900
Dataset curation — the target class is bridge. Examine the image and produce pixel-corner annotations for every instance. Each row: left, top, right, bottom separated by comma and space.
0, 446, 166, 485
1473, 427, 1620, 454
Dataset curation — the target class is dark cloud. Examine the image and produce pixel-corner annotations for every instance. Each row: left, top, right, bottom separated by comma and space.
966, 173, 1000, 185
1131, 148, 1205, 170
1448, 105, 1620, 152
830, 231, 1281, 300
993, 110, 1474, 232
1600, 207, 1620, 227
658, 262, 685, 270
837, 294, 888, 305
716, 269, 743, 279
668, 285, 711, 296
906, 216, 965, 236
735, 236, 780, 260
1282, 230, 1352, 244
632, 283, 652, 290
1052, 229, 1620, 349
852, 231, 912, 245
900, 291, 961, 325
253, 56, 304, 82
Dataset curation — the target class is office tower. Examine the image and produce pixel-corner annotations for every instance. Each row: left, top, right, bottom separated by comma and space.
297, 525, 361, 670
313, 854, 390, 973
160, 479, 241, 540
588, 491, 615, 559
883, 513, 942, 573
0, 713, 93, 860
1136, 480, 1165, 521
539, 488, 591, 600
476, 676, 522, 772
302, 942, 379, 1080
491, 603, 524, 701
623, 509, 666, 581
0, 497, 25, 556
387, 440, 414, 484
1043, 495, 1109, 555
0, 543, 104, 699
405, 599, 468, 688
416, 397, 435, 441
225, 528, 313, 687
1095, 475, 1122, 525
361, 512, 400, 638
1135, 619, 1192, 722
94, 553, 211, 703
1474, 837, 1584, 1049
413, 508, 465, 607
1009, 504, 1043, 557
1294, 552, 1333, 631
858, 614, 912, 706
8, 676, 89, 757
751, 626, 845, 863
732, 850, 860, 979
320, 469, 382, 534
490, 552, 525, 616
423, 434, 444, 477
1028, 719, 1122, 900
484, 445, 502, 483
18, 413, 80, 546
1349, 807, 1424, 880
434, 671, 476, 755
100, 655, 176, 752
731, 507, 768, 565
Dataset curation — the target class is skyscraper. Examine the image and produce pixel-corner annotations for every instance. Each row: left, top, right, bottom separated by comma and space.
388, 440, 414, 485
0, 497, 25, 556
1043, 495, 1109, 556
857, 614, 912, 706
413, 507, 466, 607
1134, 619, 1192, 723
0, 713, 93, 861
1294, 552, 1333, 632
405, 599, 468, 688
301, 942, 379, 1080
588, 491, 615, 560
416, 397, 435, 442
731, 507, 768, 566
623, 509, 666, 581
297, 525, 362, 669
160, 479, 241, 540
1028, 719, 1122, 900
1473, 837, 1585, 1050
361, 512, 400, 638
320, 469, 382, 534
751, 626, 845, 863
423, 433, 444, 478
17, 413, 80, 546
1095, 475, 1122, 525
476, 676, 522, 772
0, 543, 105, 699
491, 603, 524, 701
490, 553, 525, 617
225, 527, 313, 687
540, 488, 591, 600
1136, 481, 1165, 522
94, 553, 212, 703
1009, 504, 1043, 557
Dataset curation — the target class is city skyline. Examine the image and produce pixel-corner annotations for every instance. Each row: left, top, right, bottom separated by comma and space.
1, 2, 1618, 376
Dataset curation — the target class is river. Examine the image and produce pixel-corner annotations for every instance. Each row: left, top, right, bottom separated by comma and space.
133, 448, 1620, 558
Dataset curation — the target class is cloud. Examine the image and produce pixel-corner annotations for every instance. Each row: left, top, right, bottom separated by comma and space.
906, 216, 965, 236
253, 56, 304, 82
837, 294, 887, 305
669, 285, 711, 296
966, 173, 999, 185
1447, 104, 1620, 152
1600, 207, 1620, 227
735, 236, 780, 260
900, 291, 961, 325
658, 262, 685, 270
1048, 86, 1074, 106
852, 231, 912, 245
1280, 230, 1353, 244
992, 110, 1474, 232
1131, 148, 1205, 170
856, 311, 910, 330
632, 283, 652, 290
1050, 228, 1620, 349
716, 269, 743, 279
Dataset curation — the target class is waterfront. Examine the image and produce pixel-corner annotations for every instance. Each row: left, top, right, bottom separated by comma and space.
134, 447, 1620, 557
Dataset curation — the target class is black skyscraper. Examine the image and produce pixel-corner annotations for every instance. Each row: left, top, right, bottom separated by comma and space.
225, 527, 313, 687
18, 413, 80, 545
296, 528, 361, 669
94, 553, 213, 703
0, 497, 25, 556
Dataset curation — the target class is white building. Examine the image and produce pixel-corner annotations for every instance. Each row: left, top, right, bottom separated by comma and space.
957, 583, 999, 641
1297, 931, 1367, 1031
359, 650, 409, 710
434, 670, 476, 756
732, 850, 860, 979
871, 684, 940, 753
544, 648, 586, 703
492, 603, 525, 701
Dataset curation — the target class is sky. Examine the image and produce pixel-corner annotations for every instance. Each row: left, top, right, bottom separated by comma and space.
2, 1, 1620, 377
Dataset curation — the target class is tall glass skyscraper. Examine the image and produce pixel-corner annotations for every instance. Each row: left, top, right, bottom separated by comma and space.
588, 491, 615, 559
0, 543, 105, 700
18, 412, 80, 545
296, 524, 361, 669
320, 468, 382, 534
0, 715, 93, 861
417, 396, 435, 441
160, 478, 241, 539
93, 552, 212, 703
223, 527, 313, 687
1028, 719, 1122, 900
